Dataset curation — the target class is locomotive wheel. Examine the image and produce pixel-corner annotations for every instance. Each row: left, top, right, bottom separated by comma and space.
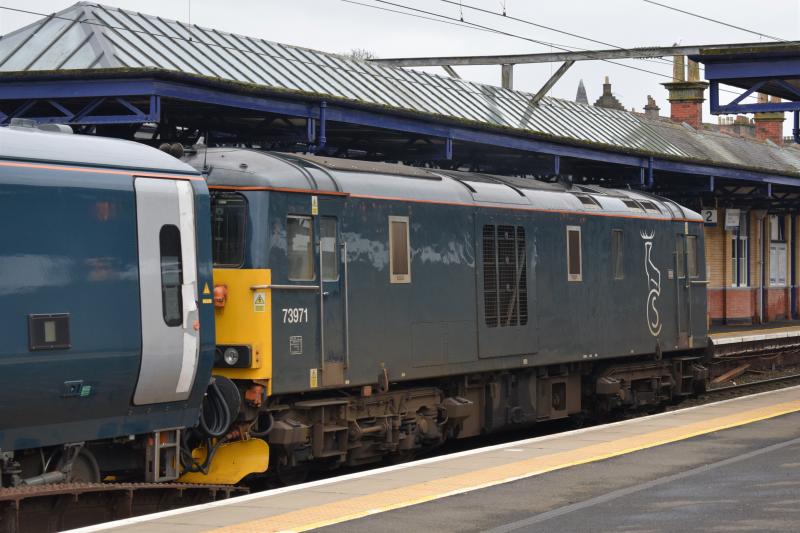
276, 462, 309, 486
67, 449, 101, 483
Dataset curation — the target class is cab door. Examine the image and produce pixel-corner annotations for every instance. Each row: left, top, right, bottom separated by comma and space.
133, 177, 199, 405
675, 232, 701, 348
316, 196, 347, 387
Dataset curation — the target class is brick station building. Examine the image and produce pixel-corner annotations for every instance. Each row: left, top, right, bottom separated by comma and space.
611, 56, 800, 326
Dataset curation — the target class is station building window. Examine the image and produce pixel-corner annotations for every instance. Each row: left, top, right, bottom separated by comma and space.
769, 215, 787, 287
731, 211, 749, 288
389, 216, 411, 283
567, 226, 582, 282
483, 224, 528, 327
287, 216, 315, 280
612, 229, 624, 280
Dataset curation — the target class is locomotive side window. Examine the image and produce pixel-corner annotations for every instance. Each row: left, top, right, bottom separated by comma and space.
676, 236, 686, 278
687, 235, 698, 278
612, 229, 624, 279
210, 192, 247, 267
159, 224, 184, 327
483, 224, 528, 327
567, 226, 582, 282
389, 216, 411, 283
287, 216, 315, 280
321, 217, 339, 281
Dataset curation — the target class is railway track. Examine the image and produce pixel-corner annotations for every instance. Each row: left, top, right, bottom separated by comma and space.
3, 362, 800, 533
0, 482, 248, 533
709, 372, 800, 393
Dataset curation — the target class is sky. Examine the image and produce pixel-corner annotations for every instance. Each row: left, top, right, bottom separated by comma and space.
0, 0, 798, 132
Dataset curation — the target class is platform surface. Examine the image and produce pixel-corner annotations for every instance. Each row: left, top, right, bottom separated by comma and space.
708, 322, 800, 345
73, 386, 800, 533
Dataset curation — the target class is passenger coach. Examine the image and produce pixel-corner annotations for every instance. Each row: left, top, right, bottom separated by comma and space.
0, 125, 215, 485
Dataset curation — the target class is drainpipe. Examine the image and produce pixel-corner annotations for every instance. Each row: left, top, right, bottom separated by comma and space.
793, 214, 798, 319
315, 100, 327, 153
756, 211, 767, 323
756, 210, 769, 324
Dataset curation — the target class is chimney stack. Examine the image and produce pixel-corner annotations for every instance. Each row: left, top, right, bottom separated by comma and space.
593, 76, 625, 111
662, 55, 708, 129
754, 94, 785, 145
644, 95, 660, 120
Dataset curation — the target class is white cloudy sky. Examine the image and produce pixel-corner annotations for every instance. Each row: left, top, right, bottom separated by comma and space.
1, 0, 798, 131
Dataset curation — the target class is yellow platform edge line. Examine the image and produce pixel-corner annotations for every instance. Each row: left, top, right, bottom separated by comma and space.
213, 398, 800, 533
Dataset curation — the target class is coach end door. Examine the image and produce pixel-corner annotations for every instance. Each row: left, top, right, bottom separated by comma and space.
133, 177, 199, 405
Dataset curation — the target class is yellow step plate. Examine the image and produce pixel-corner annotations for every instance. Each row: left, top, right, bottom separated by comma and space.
179, 439, 269, 485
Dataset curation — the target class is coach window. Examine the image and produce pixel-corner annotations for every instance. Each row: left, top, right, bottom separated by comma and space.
389, 216, 411, 283
612, 229, 624, 279
567, 226, 582, 282
287, 216, 314, 280
321, 217, 339, 281
159, 224, 183, 327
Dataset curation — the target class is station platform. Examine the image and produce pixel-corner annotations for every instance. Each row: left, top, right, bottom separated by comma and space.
708, 322, 800, 357
73, 386, 800, 533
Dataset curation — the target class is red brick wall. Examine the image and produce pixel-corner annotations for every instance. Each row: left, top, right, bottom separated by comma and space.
670, 101, 702, 129
767, 288, 789, 321
726, 288, 756, 324
708, 289, 723, 322
755, 120, 783, 145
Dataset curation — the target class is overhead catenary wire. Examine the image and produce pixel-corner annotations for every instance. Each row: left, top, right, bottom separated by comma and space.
361, 0, 753, 100
643, 0, 788, 42
366, 0, 677, 79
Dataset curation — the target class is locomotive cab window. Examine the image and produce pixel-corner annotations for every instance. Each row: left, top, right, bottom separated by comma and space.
321, 217, 339, 281
612, 229, 624, 279
567, 226, 582, 282
389, 216, 411, 283
287, 216, 315, 280
210, 192, 247, 267
159, 224, 183, 327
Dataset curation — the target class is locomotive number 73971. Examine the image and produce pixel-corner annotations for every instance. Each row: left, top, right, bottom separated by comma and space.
282, 308, 309, 324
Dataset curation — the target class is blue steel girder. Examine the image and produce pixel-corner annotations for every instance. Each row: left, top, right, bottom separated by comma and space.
0, 94, 160, 125
709, 79, 800, 115
1, 77, 800, 188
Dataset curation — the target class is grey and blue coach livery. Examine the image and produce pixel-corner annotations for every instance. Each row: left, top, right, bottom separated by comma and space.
186, 148, 709, 479
0, 125, 216, 486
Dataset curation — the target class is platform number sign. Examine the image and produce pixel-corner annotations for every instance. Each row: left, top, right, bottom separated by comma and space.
701, 209, 717, 227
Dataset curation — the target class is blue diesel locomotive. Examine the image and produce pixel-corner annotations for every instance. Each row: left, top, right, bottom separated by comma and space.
180, 148, 709, 482
0, 128, 709, 488
0, 125, 217, 486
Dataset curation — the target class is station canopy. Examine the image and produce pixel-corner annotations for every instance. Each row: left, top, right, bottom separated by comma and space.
2, 2, 800, 204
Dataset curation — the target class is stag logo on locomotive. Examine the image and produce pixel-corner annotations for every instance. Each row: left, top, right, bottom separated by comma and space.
641, 230, 662, 337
